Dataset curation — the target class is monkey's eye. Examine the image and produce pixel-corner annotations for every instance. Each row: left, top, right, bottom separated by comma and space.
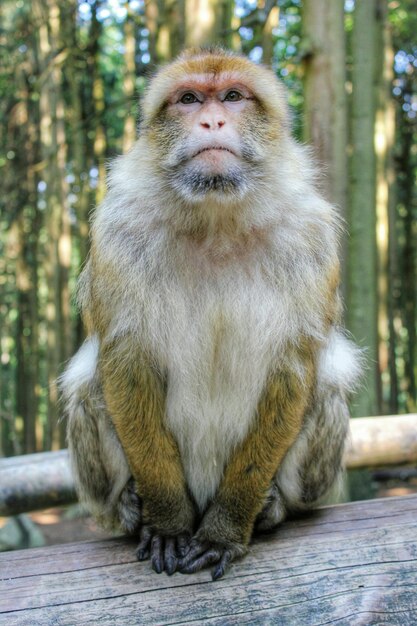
179, 92, 199, 105
224, 90, 243, 102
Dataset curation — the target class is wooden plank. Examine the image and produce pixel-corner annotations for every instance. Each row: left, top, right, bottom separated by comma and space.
1, 495, 416, 625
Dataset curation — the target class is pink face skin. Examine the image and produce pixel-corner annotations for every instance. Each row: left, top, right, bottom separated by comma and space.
166, 76, 256, 174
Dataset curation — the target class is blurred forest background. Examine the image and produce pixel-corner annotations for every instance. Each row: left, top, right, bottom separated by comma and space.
0, 0, 416, 457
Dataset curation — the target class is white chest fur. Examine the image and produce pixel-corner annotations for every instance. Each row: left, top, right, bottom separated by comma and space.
143, 261, 288, 511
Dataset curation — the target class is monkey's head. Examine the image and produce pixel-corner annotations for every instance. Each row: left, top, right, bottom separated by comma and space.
141, 47, 290, 203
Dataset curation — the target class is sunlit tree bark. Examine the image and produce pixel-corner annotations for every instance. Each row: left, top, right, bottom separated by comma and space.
123, 1, 138, 152
374, 1, 397, 414
302, 0, 348, 289
185, 0, 233, 48
146, 1, 185, 64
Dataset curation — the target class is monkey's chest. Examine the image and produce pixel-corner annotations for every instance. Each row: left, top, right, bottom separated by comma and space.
147, 286, 285, 511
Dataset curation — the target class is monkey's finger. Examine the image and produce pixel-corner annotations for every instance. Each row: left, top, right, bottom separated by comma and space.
176, 532, 191, 558
164, 537, 178, 576
212, 549, 233, 581
177, 540, 208, 568
179, 547, 223, 575
136, 526, 152, 561
151, 535, 164, 574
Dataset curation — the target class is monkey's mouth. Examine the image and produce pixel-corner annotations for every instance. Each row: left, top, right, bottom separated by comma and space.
193, 146, 236, 158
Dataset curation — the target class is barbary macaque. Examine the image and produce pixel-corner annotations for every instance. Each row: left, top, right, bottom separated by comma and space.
61, 47, 362, 580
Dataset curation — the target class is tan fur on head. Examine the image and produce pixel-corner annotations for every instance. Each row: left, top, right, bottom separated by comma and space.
141, 47, 289, 130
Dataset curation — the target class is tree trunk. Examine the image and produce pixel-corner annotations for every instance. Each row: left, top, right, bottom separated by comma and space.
374, 1, 396, 415
302, 0, 348, 290
123, 2, 138, 152
399, 87, 417, 411
261, 4, 280, 66
146, 1, 186, 64
185, 0, 233, 48
347, 0, 379, 417
90, 1, 107, 203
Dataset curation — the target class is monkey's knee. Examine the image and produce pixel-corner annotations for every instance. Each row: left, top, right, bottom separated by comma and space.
277, 392, 349, 512
255, 484, 287, 532
67, 396, 109, 505
116, 478, 142, 534
64, 374, 141, 533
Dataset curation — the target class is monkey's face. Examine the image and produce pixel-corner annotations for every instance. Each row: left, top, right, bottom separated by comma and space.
141, 49, 289, 204
151, 76, 271, 201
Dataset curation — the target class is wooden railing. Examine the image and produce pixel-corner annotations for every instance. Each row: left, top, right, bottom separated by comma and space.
0, 414, 416, 517
344, 413, 417, 468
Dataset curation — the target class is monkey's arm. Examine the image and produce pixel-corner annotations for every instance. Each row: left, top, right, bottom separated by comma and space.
179, 353, 315, 580
100, 338, 195, 574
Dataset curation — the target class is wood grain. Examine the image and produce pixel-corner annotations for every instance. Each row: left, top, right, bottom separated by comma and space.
1, 495, 416, 625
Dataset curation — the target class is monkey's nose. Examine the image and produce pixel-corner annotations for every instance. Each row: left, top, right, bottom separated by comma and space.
200, 119, 225, 130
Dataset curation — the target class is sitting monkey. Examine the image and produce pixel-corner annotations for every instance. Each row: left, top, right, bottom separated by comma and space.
61, 47, 362, 580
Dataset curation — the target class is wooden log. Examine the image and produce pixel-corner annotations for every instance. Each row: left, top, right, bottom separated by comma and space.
345, 413, 417, 469
1, 495, 416, 625
0, 450, 76, 516
1, 414, 416, 516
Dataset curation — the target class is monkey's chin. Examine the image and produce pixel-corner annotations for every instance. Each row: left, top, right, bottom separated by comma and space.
169, 166, 249, 202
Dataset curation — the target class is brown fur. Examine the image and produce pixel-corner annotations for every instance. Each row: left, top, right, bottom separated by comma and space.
100, 338, 195, 536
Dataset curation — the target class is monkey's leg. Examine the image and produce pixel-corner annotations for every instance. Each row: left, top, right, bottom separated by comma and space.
179, 358, 315, 580
100, 339, 196, 575
63, 340, 141, 534
256, 330, 361, 530
256, 390, 350, 531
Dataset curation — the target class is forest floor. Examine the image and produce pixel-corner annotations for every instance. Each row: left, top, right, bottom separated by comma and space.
1, 473, 416, 550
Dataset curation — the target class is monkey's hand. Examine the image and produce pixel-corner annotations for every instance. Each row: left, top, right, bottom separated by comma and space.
136, 526, 192, 576
136, 488, 196, 575
178, 503, 248, 580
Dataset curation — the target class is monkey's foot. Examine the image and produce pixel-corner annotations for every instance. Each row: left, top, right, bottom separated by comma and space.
178, 539, 243, 581
136, 526, 191, 576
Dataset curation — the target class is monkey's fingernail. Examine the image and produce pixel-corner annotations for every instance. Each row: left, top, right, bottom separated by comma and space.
136, 548, 149, 561
151, 556, 164, 574
212, 549, 232, 580
212, 565, 225, 581
165, 556, 177, 575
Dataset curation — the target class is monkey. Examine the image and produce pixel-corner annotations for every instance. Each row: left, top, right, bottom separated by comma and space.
60, 47, 362, 581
